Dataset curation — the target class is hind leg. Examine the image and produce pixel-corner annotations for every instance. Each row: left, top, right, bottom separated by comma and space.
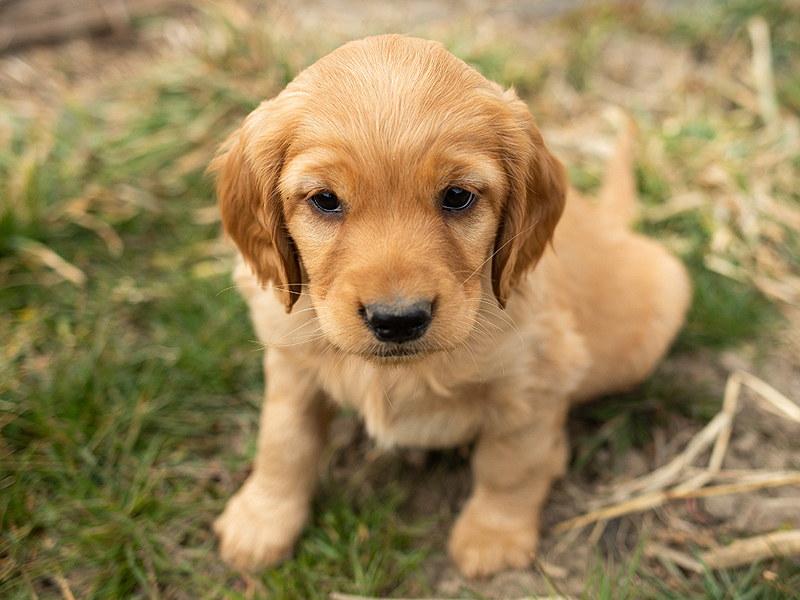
571, 234, 691, 402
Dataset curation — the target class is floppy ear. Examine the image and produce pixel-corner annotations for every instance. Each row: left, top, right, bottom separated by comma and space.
209, 98, 302, 312
491, 92, 568, 307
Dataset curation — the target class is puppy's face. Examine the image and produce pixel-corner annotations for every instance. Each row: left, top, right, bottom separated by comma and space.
213, 35, 567, 363
280, 121, 503, 360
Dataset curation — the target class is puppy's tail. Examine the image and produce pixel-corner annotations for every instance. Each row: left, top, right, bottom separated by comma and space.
597, 118, 639, 229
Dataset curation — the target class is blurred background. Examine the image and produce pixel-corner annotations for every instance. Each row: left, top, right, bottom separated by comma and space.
1, 1, 799, 599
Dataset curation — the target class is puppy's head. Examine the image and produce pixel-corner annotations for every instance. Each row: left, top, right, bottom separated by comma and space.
212, 35, 566, 362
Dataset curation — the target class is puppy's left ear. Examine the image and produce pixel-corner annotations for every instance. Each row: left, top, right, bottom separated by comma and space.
492, 92, 568, 307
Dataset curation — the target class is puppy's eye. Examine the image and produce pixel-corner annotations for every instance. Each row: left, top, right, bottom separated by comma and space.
442, 187, 476, 211
310, 191, 342, 213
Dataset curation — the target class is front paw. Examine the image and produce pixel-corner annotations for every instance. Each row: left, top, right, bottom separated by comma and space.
447, 503, 539, 579
214, 478, 309, 571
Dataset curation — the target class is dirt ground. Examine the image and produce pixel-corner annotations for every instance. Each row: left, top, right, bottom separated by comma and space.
3, 0, 799, 597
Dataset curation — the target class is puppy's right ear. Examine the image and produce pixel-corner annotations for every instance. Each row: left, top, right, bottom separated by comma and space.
209, 99, 302, 311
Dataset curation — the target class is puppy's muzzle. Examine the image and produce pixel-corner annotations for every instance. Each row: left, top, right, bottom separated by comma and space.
362, 300, 433, 344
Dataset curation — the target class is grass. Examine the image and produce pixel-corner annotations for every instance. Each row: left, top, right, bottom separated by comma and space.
644, 559, 800, 600
1, 0, 799, 598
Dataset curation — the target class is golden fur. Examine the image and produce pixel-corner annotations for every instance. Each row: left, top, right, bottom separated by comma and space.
210, 34, 691, 578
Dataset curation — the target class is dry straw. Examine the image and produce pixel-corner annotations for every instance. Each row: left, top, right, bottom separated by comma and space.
553, 368, 800, 571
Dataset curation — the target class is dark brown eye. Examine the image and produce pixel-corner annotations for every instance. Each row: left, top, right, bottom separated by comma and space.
310, 191, 341, 213
442, 187, 476, 211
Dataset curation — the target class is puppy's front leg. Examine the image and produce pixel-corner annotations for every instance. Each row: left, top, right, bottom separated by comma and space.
448, 405, 569, 578
215, 350, 332, 571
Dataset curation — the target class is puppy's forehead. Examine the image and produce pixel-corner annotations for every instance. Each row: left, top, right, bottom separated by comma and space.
287, 36, 509, 157
274, 36, 514, 203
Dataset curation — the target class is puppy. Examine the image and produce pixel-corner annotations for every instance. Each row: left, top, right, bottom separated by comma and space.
210, 34, 691, 579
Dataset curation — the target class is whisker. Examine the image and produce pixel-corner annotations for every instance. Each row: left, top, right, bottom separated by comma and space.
461, 339, 481, 373
460, 220, 541, 286
266, 314, 324, 347
215, 284, 239, 298
470, 320, 499, 347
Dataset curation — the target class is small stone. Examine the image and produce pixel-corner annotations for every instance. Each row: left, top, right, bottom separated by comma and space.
703, 494, 741, 521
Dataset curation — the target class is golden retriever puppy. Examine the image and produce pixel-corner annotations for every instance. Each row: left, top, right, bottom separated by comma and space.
210, 34, 691, 579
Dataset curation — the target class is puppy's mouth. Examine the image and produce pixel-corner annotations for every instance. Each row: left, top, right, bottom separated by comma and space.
373, 341, 433, 358
374, 344, 422, 357
360, 340, 440, 365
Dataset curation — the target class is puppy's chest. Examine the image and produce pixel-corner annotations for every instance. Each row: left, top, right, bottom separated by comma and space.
320, 358, 497, 449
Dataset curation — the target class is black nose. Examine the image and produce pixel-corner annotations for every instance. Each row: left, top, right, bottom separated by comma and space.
362, 300, 433, 344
